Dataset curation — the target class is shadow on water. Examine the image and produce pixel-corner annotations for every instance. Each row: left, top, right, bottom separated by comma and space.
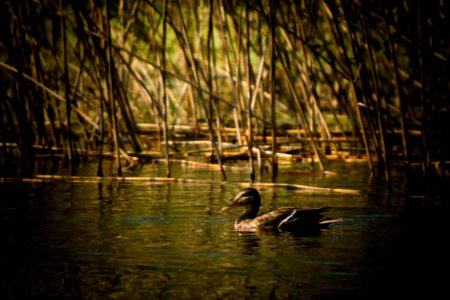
0, 160, 448, 298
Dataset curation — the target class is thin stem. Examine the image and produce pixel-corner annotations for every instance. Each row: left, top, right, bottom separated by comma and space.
162, 0, 171, 178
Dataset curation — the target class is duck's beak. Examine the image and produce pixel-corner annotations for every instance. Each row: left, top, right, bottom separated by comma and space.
221, 201, 239, 212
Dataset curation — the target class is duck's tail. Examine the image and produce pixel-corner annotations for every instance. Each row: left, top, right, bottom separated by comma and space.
319, 218, 344, 226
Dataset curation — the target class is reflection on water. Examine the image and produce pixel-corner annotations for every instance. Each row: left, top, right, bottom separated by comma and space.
0, 161, 448, 298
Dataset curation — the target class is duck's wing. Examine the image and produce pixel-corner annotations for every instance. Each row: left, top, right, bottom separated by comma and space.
252, 208, 294, 228
279, 207, 344, 231
254, 207, 328, 230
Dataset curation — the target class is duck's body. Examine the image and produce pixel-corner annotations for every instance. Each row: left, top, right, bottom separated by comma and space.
222, 188, 342, 232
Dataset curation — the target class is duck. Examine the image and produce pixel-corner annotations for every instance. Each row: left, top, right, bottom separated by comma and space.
221, 187, 342, 232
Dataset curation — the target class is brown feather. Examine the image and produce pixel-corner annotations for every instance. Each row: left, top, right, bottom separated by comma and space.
224, 188, 342, 232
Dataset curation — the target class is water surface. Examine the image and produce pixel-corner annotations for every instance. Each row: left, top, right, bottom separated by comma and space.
0, 161, 447, 298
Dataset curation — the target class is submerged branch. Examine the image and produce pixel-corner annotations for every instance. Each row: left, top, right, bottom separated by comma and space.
0, 175, 362, 196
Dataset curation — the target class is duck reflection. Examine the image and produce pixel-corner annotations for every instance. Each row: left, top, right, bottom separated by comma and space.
236, 231, 261, 255
235, 227, 324, 256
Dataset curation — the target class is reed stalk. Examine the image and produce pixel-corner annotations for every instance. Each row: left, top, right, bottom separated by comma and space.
106, 0, 122, 176
60, 0, 73, 165
217, 0, 242, 147
417, 0, 431, 179
207, 0, 225, 156
0, 0, 447, 190
174, 0, 227, 180
276, 43, 326, 172
269, 0, 278, 181
246, 2, 255, 182
162, 0, 171, 178
361, 5, 390, 182
383, 15, 409, 164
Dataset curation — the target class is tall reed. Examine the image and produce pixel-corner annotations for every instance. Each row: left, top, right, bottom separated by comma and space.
0, 0, 447, 185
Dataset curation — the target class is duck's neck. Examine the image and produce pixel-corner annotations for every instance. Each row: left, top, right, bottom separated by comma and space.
237, 205, 259, 223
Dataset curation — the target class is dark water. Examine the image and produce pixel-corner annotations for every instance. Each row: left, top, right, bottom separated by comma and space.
0, 161, 448, 299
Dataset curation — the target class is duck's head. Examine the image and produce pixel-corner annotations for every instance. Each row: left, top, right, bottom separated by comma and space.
221, 188, 261, 212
